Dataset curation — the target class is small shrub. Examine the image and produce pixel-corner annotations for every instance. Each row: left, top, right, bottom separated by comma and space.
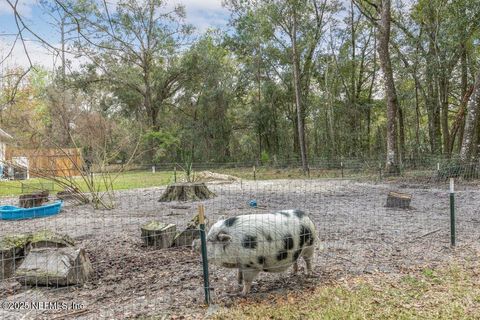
260, 150, 270, 165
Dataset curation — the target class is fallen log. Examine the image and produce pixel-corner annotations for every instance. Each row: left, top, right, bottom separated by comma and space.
386, 191, 412, 209
172, 229, 200, 247
0, 234, 30, 280
141, 221, 176, 248
15, 247, 93, 286
171, 213, 207, 247
194, 171, 240, 182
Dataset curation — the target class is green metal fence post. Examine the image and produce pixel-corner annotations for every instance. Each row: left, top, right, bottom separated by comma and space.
449, 178, 456, 246
198, 205, 211, 305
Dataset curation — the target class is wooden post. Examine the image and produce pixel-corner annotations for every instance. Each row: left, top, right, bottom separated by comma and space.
198, 204, 211, 305
152, 166, 156, 173
198, 204, 205, 224
341, 161, 344, 178
253, 165, 256, 181
174, 166, 177, 183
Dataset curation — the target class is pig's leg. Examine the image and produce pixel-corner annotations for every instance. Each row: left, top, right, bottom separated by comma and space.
237, 269, 243, 285
241, 269, 260, 295
302, 246, 314, 274
292, 261, 298, 274
304, 257, 312, 274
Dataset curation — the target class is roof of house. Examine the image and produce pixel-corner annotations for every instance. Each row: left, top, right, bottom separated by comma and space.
0, 128, 13, 141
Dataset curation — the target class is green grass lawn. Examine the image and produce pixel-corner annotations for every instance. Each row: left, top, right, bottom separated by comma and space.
213, 264, 480, 320
0, 166, 451, 198
0, 171, 177, 197
0, 167, 355, 197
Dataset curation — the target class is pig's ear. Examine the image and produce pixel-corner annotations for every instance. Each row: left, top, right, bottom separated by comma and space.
217, 232, 232, 242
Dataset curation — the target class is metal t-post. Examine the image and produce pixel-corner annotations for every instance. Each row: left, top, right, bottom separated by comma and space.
198, 204, 211, 304
449, 178, 456, 246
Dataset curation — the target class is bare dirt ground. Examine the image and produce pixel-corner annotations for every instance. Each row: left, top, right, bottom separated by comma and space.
1, 178, 480, 319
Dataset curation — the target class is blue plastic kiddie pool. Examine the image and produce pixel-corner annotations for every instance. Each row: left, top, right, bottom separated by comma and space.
0, 201, 63, 221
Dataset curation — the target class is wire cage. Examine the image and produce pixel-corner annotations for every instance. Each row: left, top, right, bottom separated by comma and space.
0, 159, 479, 318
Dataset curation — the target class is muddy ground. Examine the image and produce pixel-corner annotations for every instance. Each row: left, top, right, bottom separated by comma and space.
1, 178, 480, 319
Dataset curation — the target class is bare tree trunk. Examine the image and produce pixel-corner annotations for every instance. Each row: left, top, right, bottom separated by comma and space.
292, 114, 300, 155
59, 16, 70, 147
460, 70, 480, 161
439, 75, 450, 156
325, 60, 336, 158
398, 105, 405, 163
425, 16, 442, 155
328, 103, 336, 158
377, 0, 400, 175
426, 70, 441, 154
457, 45, 468, 152
291, 7, 309, 175
414, 71, 421, 159
256, 40, 262, 159
60, 17, 66, 84
367, 29, 377, 158
449, 85, 474, 154
323, 108, 329, 156
350, 1, 357, 156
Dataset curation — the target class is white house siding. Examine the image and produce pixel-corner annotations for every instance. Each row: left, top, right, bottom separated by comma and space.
0, 128, 13, 170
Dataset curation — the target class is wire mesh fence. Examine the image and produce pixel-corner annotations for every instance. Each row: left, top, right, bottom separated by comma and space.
0, 160, 479, 319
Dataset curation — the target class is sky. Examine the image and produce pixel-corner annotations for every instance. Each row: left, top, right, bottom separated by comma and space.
0, 0, 229, 71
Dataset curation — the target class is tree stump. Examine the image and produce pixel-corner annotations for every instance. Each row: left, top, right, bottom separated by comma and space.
172, 229, 199, 247
0, 234, 30, 280
386, 191, 412, 208
19, 191, 49, 208
171, 213, 208, 247
15, 247, 93, 286
141, 221, 176, 248
56, 186, 88, 204
159, 183, 215, 202
1, 230, 75, 280
28, 230, 75, 250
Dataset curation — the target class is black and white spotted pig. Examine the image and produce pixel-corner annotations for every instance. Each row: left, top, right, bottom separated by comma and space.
206, 209, 317, 295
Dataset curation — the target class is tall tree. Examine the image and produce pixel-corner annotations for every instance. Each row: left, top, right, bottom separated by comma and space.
225, 0, 337, 171
290, 0, 309, 175
377, 0, 400, 174
70, 0, 192, 131
175, 34, 237, 162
